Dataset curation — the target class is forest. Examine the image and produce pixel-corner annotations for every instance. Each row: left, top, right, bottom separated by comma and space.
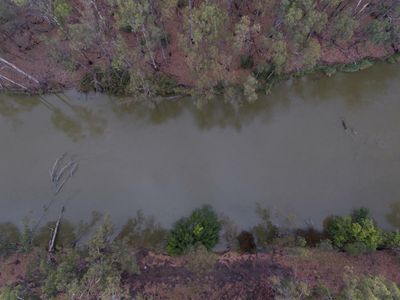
0, 0, 399, 102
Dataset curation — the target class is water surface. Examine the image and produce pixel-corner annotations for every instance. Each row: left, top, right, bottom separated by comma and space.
0, 63, 399, 230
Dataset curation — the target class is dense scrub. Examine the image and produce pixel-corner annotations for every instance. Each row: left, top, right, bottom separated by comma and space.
0, 0, 400, 100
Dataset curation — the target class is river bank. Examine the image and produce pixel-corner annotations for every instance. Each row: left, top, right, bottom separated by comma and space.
0, 204, 400, 299
0, 0, 399, 99
1, 248, 399, 299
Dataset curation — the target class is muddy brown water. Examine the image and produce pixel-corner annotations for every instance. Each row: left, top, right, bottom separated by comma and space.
0, 63, 400, 231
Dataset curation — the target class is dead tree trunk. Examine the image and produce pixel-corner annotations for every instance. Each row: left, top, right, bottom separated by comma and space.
48, 206, 65, 253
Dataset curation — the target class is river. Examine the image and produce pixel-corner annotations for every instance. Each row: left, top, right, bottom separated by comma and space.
0, 63, 399, 230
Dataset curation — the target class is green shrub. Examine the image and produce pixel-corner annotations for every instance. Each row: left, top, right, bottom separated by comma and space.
116, 210, 167, 251
252, 204, 279, 248
19, 219, 33, 253
325, 212, 382, 253
386, 53, 400, 64
34, 220, 76, 249
240, 55, 254, 69
0, 287, 19, 300
351, 207, 371, 223
270, 276, 311, 300
322, 65, 337, 77
365, 19, 392, 45
0, 222, 20, 256
149, 73, 179, 97
344, 241, 368, 256
381, 231, 400, 249
166, 205, 222, 255
318, 239, 334, 251
340, 268, 400, 299
339, 59, 374, 73
80, 67, 131, 95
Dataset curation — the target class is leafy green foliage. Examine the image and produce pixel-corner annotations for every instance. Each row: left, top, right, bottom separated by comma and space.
0, 222, 20, 256
37, 216, 139, 299
381, 231, 400, 249
340, 268, 400, 299
0, 287, 20, 300
166, 205, 222, 255
243, 74, 258, 103
240, 55, 254, 69
386, 201, 400, 229
252, 204, 279, 248
34, 220, 76, 249
270, 276, 311, 300
116, 210, 167, 251
303, 38, 321, 70
324, 209, 382, 253
331, 10, 358, 42
80, 67, 131, 95
365, 19, 392, 45
189, 2, 226, 45
19, 218, 33, 253
281, 0, 327, 46
271, 40, 288, 74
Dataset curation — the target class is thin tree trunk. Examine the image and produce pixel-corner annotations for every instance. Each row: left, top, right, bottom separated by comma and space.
48, 206, 65, 253
141, 25, 157, 69
189, 0, 194, 42
0, 57, 39, 84
0, 73, 28, 90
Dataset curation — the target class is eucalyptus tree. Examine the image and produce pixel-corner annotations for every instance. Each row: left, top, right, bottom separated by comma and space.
180, 1, 229, 92
114, 0, 161, 70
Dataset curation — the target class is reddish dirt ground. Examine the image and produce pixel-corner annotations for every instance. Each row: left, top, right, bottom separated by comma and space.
2, 249, 398, 299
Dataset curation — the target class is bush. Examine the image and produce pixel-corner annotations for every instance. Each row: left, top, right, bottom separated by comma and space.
166, 205, 222, 255
116, 210, 167, 251
252, 204, 279, 248
80, 67, 131, 95
381, 231, 400, 249
240, 55, 254, 69
339, 59, 374, 73
340, 268, 400, 299
318, 239, 334, 251
34, 220, 76, 249
237, 231, 256, 253
270, 276, 311, 300
344, 241, 368, 256
0, 287, 19, 300
0, 222, 20, 256
324, 211, 382, 253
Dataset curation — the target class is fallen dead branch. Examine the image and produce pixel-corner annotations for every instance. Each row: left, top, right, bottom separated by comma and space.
48, 206, 65, 253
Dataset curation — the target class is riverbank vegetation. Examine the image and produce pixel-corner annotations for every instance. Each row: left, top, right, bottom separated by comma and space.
0, 0, 400, 102
0, 204, 400, 299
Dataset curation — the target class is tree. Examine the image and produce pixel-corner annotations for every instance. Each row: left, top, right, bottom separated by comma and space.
271, 40, 288, 74
303, 38, 321, 70
281, 0, 328, 47
114, 0, 160, 69
11, 0, 71, 27
243, 74, 258, 103
331, 10, 358, 42
365, 19, 392, 45
233, 15, 260, 54
180, 1, 229, 91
